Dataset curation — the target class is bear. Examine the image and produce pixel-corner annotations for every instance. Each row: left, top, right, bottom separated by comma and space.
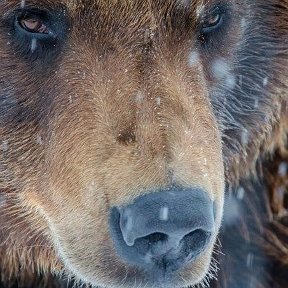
0, 0, 287, 287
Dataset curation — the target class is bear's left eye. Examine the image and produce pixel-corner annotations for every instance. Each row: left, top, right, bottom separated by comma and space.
203, 13, 221, 29
201, 8, 224, 33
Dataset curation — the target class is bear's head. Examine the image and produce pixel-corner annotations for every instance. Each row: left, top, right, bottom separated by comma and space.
0, 0, 287, 287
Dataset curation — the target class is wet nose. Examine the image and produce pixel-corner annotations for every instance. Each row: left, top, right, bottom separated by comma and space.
110, 187, 215, 272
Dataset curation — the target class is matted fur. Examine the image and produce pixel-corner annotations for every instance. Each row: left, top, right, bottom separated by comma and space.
0, 0, 287, 287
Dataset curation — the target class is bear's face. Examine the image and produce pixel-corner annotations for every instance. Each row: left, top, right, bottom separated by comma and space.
1, 0, 284, 287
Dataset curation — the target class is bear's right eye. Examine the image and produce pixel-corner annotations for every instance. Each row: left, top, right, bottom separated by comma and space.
15, 10, 56, 40
5, 7, 69, 61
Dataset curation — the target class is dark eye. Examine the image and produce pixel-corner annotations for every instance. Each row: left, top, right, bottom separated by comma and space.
201, 8, 224, 33
7, 9, 68, 61
203, 13, 221, 28
19, 17, 49, 34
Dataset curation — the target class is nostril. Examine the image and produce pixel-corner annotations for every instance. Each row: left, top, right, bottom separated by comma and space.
144, 232, 168, 244
127, 232, 170, 258
181, 229, 212, 258
139, 233, 170, 256
183, 229, 208, 243
134, 229, 211, 262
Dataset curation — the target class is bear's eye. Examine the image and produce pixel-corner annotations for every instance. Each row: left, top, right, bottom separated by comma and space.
203, 13, 221, 29
19, 17, 49, 34
201, 8, 223, 33
7, 8, 69, 60
13, 9, 59, 41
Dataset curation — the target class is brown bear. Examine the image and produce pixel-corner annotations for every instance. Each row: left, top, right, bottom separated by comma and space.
0, 0, 287, 287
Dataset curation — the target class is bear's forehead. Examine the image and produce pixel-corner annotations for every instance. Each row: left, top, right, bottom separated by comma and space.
2, 0, 215, 15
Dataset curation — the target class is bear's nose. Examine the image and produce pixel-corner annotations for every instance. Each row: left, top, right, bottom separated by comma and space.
110, 188, 215, 272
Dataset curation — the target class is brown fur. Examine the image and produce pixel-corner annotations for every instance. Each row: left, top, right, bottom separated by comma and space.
0, 0, 287, 287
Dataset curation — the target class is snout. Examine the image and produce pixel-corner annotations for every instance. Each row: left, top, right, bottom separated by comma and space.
110, 187, 215, 274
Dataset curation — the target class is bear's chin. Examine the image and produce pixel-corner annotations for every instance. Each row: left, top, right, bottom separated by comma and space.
54, 234, 215, 288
